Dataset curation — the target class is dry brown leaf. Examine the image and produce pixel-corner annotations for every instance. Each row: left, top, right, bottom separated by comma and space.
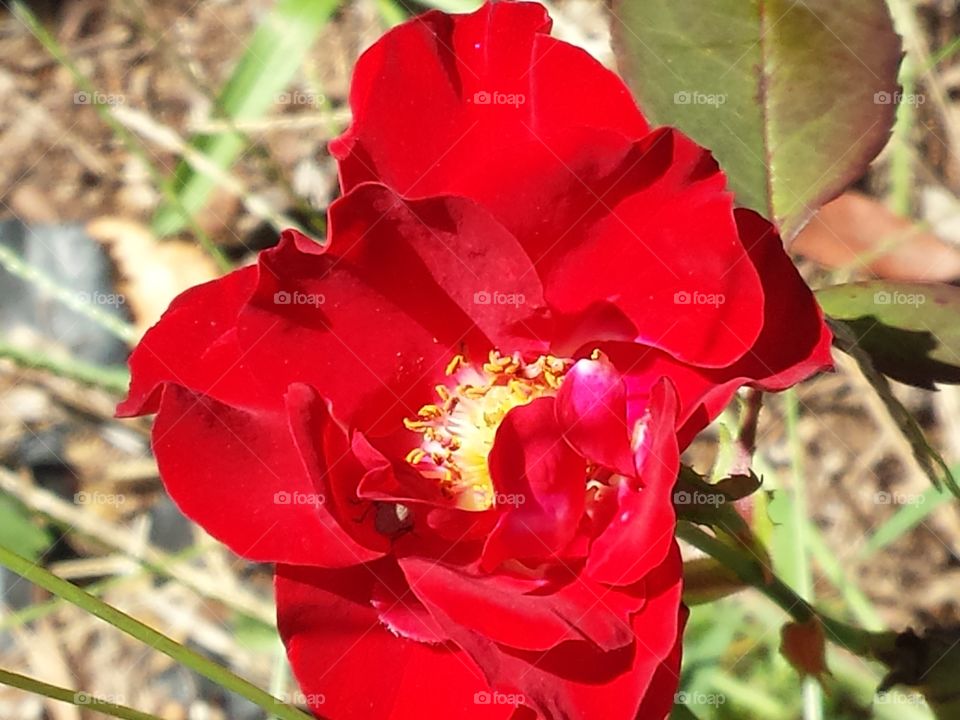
792, 192, 960, 282
86, 217, 220, 336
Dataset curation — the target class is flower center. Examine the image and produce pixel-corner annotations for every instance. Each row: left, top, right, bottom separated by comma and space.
404, 351, 574, 511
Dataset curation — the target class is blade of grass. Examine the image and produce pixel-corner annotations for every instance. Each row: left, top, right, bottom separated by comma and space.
0, 545, 205, 632
268, 640, 293, 720
152, 0, 338, 236
0, 468, 275, 625
752, 453, 885, 632
929, 36, 960, 67
0, 244, 137, 345
781, 389, 824, 720
10, 1, 231, 272
860, 484, 953, 558
416, 0, 482, 12
889, 55, 916, 217
0, 544, 312, 720
113, 106, 308, 236
375, 0, 408, 27
677, 523, 893, 658
0, 669, 163, 720
702, 669, 790, 719
120, 0, 314, 228
802, 516, 885, 631
0, 339, 130, 394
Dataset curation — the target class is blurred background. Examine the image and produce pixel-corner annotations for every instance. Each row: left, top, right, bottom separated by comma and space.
1, 0, 960, 718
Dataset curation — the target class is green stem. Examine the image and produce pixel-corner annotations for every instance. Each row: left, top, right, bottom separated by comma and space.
677, 522, 896, 658
0, 668, 162, 720
0, 339, 130, 394
670, 702, 704, 720
0, 545, 312, 720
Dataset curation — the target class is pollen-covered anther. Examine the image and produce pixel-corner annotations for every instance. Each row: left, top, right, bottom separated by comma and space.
403, 351, 574, 511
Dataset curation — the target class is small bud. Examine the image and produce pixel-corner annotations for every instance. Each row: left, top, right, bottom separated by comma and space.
781, 617, 831, 683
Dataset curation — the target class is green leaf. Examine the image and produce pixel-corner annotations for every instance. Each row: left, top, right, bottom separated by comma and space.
152, 0, 338, 236
817, 281, 960, 389
671, 703, 704, 720
611, 0, 902, 240
0, 493, 52, 560
829, 318, 959, 497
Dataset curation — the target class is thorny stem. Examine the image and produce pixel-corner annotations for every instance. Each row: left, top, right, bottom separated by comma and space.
678, 522, 897, 659
731, 388, 764, 477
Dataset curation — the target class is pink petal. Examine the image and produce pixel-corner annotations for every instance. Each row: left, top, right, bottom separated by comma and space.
556, 355, 634, 477
482, 397, 586, 570
586, 378, 679, 586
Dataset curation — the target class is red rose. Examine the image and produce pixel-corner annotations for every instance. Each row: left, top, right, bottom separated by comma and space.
119, 3, 831, 719
120, 217, 686, 718
331, 1, 833, 447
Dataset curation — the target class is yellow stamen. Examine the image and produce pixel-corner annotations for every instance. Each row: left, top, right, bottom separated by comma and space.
445, 354, 465, 376
402, 351, 574, 511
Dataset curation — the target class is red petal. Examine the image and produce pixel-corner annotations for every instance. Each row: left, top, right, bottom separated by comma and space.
418, 548, 684, 720
236, 229, 475, 436
556, 355, 634, 477
328, 184, 547, 352
400, 557, 643, 653
332, 3, 646, 197
721, 209, 834, 391
482, 397, 586, 570
636, 605, 689, 720
118, 266, 271, 417
542, 129, 763, 368
150, 383, 382, 566
276, 562, 517, 719
606, 209, 833, 447
586, 379, 679, 586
